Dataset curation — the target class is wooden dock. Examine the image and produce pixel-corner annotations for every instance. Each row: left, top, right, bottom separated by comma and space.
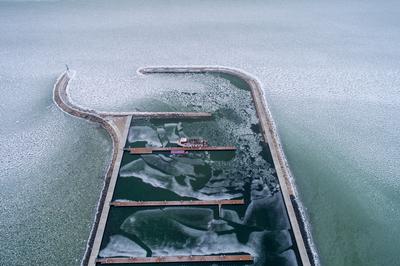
110, 199, 244, 207
102, 111, 213, 119
125, 146, 237, 155
96, 255, 253, 264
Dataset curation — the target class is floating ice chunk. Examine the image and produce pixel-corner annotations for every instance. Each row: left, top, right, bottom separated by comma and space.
169, 177, 237, 200
199, 177, 243, 198
141, 154, 197, 176
121, 209, 203, 250
172, 156, 205, 166
119, 158, 146, 175
119, 155, 237, 200
98, 235, 146, 258
265, 230, 293, 254
119, 158, 174, 188
244, 193, 290, 230
156, 127, 169, 146
163, 207, 213, 230
176, 122, 183, 132
220, 209, 242, 224
128, 126, 161, 146
121, 208, 256, 257
181, 232, 255, 257
209, 219, 234, 232
251, 178, 272, 200
164, 123, 180, 143
244, 231, 295, 266
274, 249, 299, 266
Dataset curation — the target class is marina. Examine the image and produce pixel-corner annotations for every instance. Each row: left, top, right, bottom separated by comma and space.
53, 66, 313, 266
2, 1, 397, 264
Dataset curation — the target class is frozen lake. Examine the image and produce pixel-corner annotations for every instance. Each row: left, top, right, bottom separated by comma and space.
1, 0, 399, 265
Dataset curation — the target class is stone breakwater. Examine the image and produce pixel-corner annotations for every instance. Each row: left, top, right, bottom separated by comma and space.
53, 66, 317, 266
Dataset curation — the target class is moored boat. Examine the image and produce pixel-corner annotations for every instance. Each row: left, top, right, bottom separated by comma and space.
177, 137, 208, 148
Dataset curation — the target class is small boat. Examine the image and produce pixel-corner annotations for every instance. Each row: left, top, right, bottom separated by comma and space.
177, 137, 208, 148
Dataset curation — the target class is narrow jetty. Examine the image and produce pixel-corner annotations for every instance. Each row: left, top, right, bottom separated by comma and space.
96, 255, 253, 264
110, 199, 244, 207
125, 146, 236, 154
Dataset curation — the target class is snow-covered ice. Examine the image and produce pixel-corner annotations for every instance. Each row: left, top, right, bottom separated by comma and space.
1, 0, 400, 265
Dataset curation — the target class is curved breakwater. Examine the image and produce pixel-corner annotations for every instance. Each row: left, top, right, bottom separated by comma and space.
53, 66, 317, 266
53, 71, 127, 265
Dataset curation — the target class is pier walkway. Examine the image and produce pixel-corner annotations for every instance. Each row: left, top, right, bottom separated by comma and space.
110, 199, 244, 207
125, 146, 236, 154
96, 255, 253, 264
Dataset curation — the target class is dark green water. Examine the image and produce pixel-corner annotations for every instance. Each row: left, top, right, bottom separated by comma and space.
98, 112, 302, 266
